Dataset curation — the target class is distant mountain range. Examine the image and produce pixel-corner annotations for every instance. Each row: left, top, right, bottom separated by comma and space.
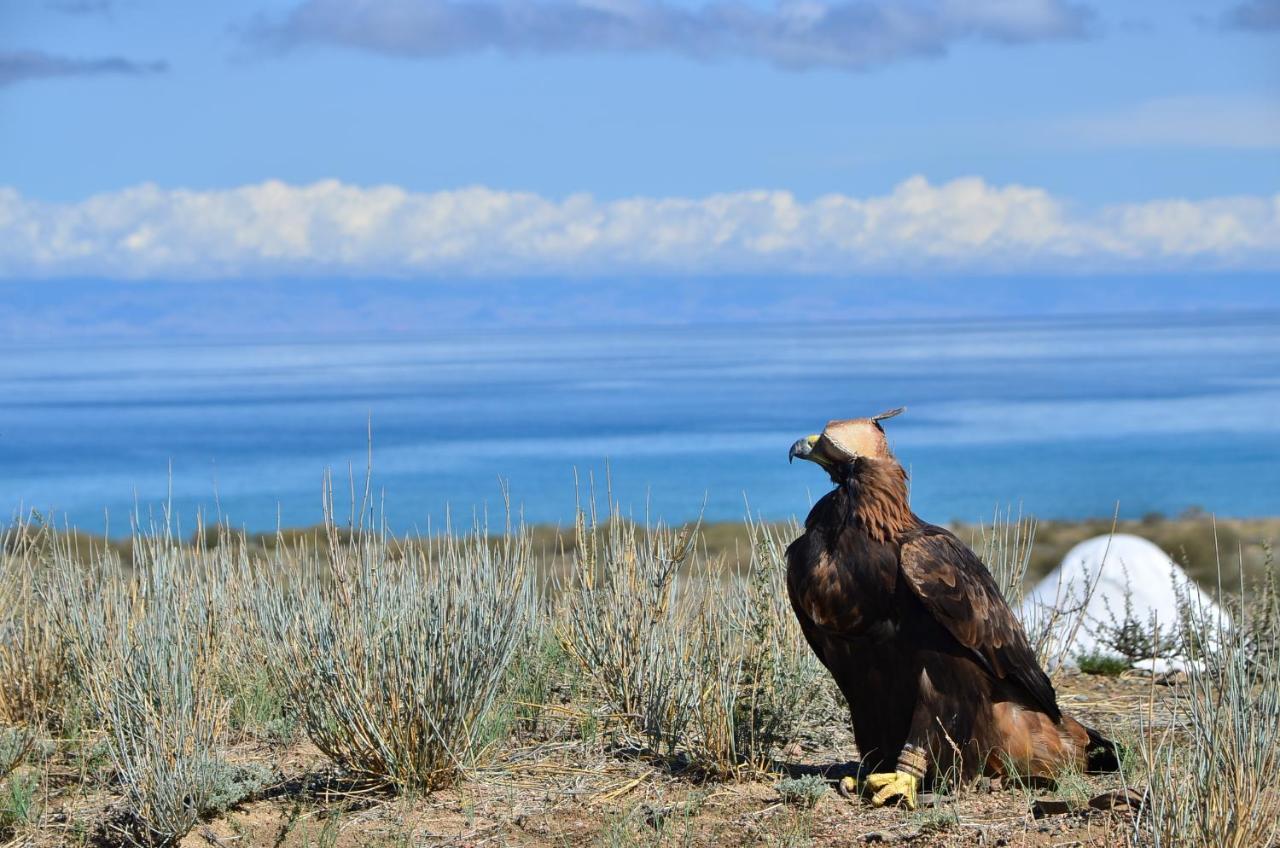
3, 275, 1277, 341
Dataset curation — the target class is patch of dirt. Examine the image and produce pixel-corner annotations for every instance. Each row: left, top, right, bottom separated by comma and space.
169, 674, 1152, 846
15, 673, 1159, 847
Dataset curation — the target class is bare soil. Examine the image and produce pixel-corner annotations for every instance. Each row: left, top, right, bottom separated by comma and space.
19, 671, 1173, 848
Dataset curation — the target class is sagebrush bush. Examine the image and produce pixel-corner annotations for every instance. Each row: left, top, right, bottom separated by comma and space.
1131, 596, 1280, 848
775, 774, 828, 808
561, 504, 820, 775
0, 727, 34, 786
1130, 547, 1280, 848
255, 521, 534, 791
54, 528, 231, 847
686, 519, 822, 773
559, 505, 702, 760
17, 481, 1280, 847
0, 521, 68, 727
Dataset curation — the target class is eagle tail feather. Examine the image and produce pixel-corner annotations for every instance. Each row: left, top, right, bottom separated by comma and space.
1083, 725, 1120, 773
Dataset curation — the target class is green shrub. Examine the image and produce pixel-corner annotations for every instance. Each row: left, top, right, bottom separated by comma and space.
1076, 651, 1130, 676
0, 768, 38, 838
205, 760, 275, 813
775, 775, 827, 808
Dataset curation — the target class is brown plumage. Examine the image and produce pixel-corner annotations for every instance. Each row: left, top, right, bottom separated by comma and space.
786, 410, 1115, 801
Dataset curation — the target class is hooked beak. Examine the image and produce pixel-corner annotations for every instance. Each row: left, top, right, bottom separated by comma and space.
788, 434, 821, 465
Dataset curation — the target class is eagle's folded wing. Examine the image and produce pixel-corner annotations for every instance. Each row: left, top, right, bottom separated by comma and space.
899, 527, 1060, 722
785, 534, 834, 671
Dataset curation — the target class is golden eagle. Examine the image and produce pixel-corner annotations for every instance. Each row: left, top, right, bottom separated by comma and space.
787, 409, 1116, 808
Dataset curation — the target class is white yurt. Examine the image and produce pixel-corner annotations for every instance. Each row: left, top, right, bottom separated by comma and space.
1019, 533, 1229, 673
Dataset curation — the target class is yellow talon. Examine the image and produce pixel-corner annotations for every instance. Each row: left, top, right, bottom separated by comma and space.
838, 775, 858, 798
864, 771, 919, 809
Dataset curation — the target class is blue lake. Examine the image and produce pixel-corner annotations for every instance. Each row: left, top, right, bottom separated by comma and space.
3, 311, 1279, 536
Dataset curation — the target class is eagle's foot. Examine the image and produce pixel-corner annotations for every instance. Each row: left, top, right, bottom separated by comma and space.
837, 775, 858, 799
865, 771, 919, 809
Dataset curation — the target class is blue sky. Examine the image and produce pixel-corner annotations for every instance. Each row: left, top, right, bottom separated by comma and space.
2, 0, 1279, 529
0, 0, 1277, 284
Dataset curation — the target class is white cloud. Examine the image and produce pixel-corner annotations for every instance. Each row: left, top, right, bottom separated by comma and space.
246, 0, 1093, 72
1054, 95, 1280, 150
1, 176, 1277, 279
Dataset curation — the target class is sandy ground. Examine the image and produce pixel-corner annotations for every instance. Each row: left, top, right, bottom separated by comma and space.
22, 671, 1169, 848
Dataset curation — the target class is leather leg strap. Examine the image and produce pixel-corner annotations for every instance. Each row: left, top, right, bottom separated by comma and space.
897, 744, 928, 779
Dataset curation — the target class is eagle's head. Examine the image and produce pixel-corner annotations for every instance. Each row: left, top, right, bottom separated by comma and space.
788, 407, 905, 480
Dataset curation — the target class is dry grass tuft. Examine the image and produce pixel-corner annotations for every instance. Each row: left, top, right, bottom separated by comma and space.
559, 499, 704, 761
54, 525, 230, 847
0, 520, 68, 728
560, 498, 820, 777
3, 488, 1280, 847
255, 517, 534, 792
1130, 539, 1280, 848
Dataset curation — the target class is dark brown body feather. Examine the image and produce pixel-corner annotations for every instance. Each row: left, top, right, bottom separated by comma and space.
787, 460, 1114, 783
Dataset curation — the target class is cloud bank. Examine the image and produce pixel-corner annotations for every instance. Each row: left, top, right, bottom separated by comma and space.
1, 177, 1277, 279
44, 0, 113, 15
247, 0, 1094, 71
1222, 0, 1280, 30
1055, 95, 1280, 150
0, 50, 167, 87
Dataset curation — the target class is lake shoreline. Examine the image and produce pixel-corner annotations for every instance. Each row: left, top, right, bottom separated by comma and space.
13, 510, 1277, 589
